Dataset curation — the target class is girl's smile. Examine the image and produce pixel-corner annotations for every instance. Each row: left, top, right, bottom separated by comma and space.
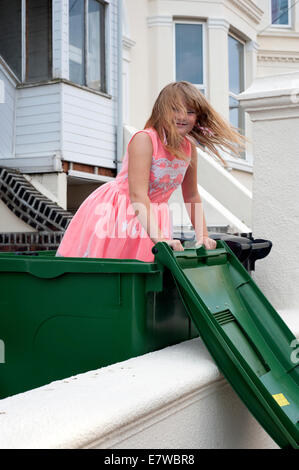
174, 109, 197, 136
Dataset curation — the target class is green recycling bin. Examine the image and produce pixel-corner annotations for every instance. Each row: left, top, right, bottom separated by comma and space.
0, 251, 196, 399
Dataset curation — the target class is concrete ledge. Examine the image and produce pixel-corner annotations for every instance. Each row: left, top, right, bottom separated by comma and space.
2, 315, 296, 449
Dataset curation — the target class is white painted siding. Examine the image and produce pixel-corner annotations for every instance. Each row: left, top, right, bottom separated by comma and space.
15, 84, 61, 158
62, 0, 118, 169
0, 62, 17, 158
62, 83, 116, 167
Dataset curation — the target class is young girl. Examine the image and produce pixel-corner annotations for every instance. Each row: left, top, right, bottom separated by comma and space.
56, 81, 245, 262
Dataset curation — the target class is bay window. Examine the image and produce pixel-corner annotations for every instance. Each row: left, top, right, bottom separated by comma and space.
0, 0, 22, 79
0, 0, 52, 82
69, 0, 107, 92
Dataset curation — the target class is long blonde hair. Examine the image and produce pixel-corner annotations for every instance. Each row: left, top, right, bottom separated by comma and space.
145, 81, 246, 164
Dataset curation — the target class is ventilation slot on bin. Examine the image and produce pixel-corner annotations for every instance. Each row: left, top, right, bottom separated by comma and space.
213, 309, 235, 326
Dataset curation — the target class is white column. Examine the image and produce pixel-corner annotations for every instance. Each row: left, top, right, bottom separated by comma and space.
207, 18, 230, 120
245, 40, 259, 88
122, 36, 135, 125
52, 0, 69, 80
147, 15, 174, 105
122, 0, 136, 125
239, 72, 299, 311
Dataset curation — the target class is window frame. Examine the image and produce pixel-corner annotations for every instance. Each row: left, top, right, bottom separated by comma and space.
69, 0, 107, 93
228, 32, 245, 136
227, 31, 248, 164
173, 20, 207, 96
21, 0, 26, 82
270, 0, 292, 28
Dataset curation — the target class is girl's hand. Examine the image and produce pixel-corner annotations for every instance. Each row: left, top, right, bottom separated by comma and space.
156, 239, 184, 251
195, 237, 217, 250
168, 239, 184, 251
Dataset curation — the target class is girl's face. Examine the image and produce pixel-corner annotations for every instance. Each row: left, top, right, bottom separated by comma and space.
173, 106, 197, 136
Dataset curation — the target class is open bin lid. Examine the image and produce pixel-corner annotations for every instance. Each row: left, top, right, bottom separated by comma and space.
209, 233, 273, 271
153, 241, 299, 449
174, 230, 272, 271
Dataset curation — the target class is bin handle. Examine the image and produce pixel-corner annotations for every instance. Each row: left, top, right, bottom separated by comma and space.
251, 241, 272, 250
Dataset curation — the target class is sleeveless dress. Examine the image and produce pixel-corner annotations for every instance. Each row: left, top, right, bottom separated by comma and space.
56, 128, 191, 262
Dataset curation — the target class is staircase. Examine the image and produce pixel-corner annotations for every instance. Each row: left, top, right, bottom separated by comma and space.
0, 167, 73, 251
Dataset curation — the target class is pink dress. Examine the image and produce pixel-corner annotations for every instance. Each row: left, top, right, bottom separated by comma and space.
56, 128, 191, 262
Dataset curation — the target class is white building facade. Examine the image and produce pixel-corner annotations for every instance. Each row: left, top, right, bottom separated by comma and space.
1, 0, 298, 228
124, 0, 299, 188
0, 0, 120, 218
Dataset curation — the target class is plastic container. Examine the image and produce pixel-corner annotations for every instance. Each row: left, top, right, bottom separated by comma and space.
153, 241, 299, 449
208, 233, 272, 272
0, 251, 195, 398
174, 230, 272, 273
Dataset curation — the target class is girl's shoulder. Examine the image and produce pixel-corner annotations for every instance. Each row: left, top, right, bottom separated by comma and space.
128, 127, 192, 160
128, 128, 159, 155
138, 127, 160, 144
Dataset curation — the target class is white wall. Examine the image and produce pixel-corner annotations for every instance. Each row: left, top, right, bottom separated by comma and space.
15, 84, 61, 158
0, 200, 35, 232
124, 0, 151, 130
62, 83, 116, 169
24, 172, 67, 210
239, 71, 299, 311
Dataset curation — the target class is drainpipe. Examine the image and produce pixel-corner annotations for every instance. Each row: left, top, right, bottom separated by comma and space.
116, 0, 123, 174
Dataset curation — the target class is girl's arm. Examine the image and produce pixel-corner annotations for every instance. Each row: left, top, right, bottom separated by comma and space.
128, 132, 183, 251
181, 144, 217, 250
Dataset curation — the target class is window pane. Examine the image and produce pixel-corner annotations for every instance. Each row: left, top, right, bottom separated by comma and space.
228, 36, 245, 154
272, 0, 289, 25
229, 95, 245, 133
175, 24, 203, 85
229, 96, 240, 129
88, 0, 105, 91
69, 0, 85, 86
27, 0, 52, 82
0, 0, 22, 79
228, 35, 244, 94
229, 96, 245, 158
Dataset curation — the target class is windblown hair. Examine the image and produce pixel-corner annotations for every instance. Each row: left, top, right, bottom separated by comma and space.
145, 81, 246, 164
